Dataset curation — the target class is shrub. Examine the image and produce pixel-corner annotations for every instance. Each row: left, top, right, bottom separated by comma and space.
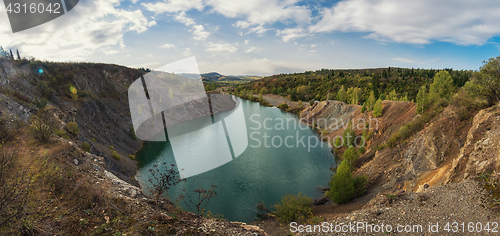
353, 175, 367, 196
273, 193, 313, 223
55, 129, 70, 139
277, 103, 289, 110
69, 86, 78, 101
37, 81, 53, 100
334, 136, 342, 148
33, 97, 48, 109
30, 108, 57, 143
358, 146, 365, 154
112, 151, 121, 160
128, 154, 135, 160
66, 122, 79, 136
81, 142, 91, 153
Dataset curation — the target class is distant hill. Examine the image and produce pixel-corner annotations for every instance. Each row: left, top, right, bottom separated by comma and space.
201, 72, 261, 82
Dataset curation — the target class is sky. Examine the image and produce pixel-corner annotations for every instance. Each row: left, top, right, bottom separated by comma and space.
1, 0, 500, 75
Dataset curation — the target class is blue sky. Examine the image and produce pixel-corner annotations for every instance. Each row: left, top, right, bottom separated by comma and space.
1, 0, 500, 75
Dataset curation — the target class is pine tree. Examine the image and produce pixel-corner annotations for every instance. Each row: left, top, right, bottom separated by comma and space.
9, 49, 14, 59
16, 49, 21, 60
327, 159, 354, 204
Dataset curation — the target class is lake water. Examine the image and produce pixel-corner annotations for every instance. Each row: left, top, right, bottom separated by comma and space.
136, 97, 336, 223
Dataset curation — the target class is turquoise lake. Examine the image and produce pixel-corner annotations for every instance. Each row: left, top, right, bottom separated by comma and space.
136, 97, 336, 223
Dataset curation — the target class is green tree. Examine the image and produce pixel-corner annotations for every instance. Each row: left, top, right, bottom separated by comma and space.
429, 71, 453, 100
260, 87, 268, 95
271, 87, 278, 94
373, 99, 383, 117
367, 91, 376, 111
416, 85, 428, 114
387, 89, 398, 101
342, 147, 358, 168
327, 159, 354, 204
337, 85, 347, 103
464, 56, 500, 106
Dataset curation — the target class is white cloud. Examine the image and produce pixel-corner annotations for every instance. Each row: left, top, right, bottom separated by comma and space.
276, 27, 308, 42
144, 0, 313, 36
192, 25, 210, 40
142, 0, 204, 14
159, 43, 176, 49
310, 44, 316, 48
244, 40, 249, 45
175, 12, 196, 26
244, 47, 260, 53
310, 0, 500, 45
173, 12, 210, 40
206, 42, 238, 52
182, 48, 192, 56
208, 0, 311, 29
0, 0, 154, 62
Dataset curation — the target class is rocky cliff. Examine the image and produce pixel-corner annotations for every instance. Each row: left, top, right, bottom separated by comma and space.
300, 99, 500, 195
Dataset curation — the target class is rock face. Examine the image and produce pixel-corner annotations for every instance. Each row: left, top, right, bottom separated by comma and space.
0, 58, 236, 187
447, 105, 500, 182
299, 99, 500, 195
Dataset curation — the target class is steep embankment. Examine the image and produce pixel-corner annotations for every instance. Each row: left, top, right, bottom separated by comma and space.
299, 99, 500, 224
0, 58, 268, 235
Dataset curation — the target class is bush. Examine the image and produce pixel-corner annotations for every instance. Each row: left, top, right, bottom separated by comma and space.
30, 108, 57, 143
273, 193, 313, 223
33, 97, 48, 109
277, 103, 289, 110
358, 146, 365, 154
81, 142, 91, 153
112, 151, 121, 160
54, 129, 70, 139
37, 81, 53, 100
66, 122, 79, 136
